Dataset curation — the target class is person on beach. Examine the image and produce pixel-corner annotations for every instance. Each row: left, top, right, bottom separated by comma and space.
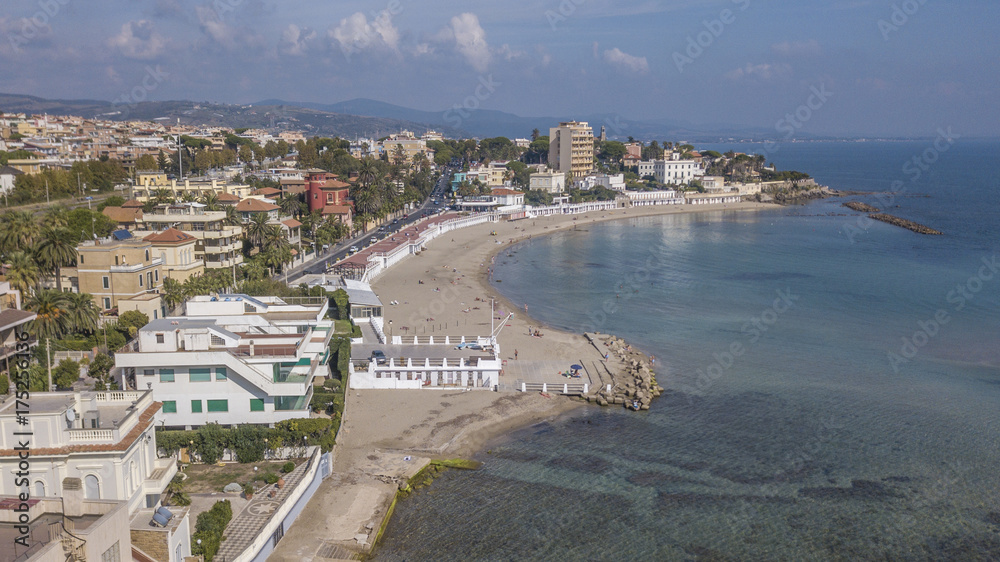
514, 349, 518, 360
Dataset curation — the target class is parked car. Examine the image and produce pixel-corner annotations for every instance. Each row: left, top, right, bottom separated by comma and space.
370, 237, 378, 243
349, 246, 359, 253
402, 213, 409, 219
370, 350, 387, 365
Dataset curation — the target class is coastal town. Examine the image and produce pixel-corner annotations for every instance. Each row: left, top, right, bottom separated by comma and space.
0, 111, 818, 561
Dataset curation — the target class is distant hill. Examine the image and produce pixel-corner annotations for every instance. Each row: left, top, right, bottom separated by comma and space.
257, 97, 810, 142
1, 92, 831, 142
0, 93, 462, 140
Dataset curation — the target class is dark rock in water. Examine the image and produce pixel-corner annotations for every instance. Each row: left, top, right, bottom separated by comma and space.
843, 201, 881, 213
984, 511, 1000, 526
868, 213, 943, 235
799, 479, 903, 500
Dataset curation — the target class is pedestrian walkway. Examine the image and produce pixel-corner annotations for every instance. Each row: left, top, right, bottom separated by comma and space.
216, 459, 311, 561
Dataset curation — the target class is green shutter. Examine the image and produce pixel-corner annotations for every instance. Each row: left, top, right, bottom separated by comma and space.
189, 368, 211, 382
215, 367, 227, 380
159, 369, 174, 382
249, 399, 264, 412
162, 400, 177, 413
207, 399, 228, 412
191, 400, 202, 413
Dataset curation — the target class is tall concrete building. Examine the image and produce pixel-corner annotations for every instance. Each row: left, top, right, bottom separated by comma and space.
548, 121, 594, 180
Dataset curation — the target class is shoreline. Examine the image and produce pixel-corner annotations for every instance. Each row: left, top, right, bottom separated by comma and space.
268, 200, 779, 560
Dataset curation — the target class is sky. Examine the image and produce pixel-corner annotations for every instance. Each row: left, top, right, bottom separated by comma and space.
1, 0, 997, 137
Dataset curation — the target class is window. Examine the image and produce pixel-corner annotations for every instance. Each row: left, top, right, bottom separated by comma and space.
159, 369, 174, 382
154, 270, 159, 282
189, 368, 211, 382
103, 298, 111, 310
145, 249, 150, 261
102, 276, 110, 289
138, 274, 143, 287
143, 369, 154, 377
101, 540, 120, 562
215, 367, 227, 380
250, 399, 264, 412
155, 333, 164, 344
162, 400, 177, 413
79, 255, 84, 264
84, 475, 100, 499
191, 400, 202, 413
34, 480, 45, 497
207, 399, 228, 412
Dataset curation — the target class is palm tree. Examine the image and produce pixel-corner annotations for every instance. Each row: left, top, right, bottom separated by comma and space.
34, 226, 77, 292
201, 191, 221, 211
25, 289, 72, 340
153, 188, 174, 206
4, 251, 40, 297
278, 194, 302, 218
357, 157, 380, 189
243, 213, 270, 254
223, 205, 242, 227
0, 210, 38, 257
65, 292, 100, 335
162, 278, 186, 312
241, 260, 268, 281
351, 185, 379, 229
41, 205, 70, 228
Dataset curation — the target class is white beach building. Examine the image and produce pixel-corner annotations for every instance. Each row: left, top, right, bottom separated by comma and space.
114, 294, 334, 429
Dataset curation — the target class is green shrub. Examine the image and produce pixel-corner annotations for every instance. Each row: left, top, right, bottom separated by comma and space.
195, 423, 227, 464
230, 424, 266, 463
281, 461, 295, 473
192, 499, 232, 562
263, 472, 279, 485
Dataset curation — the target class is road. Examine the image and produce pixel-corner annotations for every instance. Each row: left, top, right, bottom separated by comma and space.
283, 170, 453, 284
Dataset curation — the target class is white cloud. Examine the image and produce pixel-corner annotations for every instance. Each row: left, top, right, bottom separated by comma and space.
195, 6, 238, 50
725, 63, 792, 81
771, 40, 822, 57
329, 11, 400, 56
279, 24, 317, 56
107, 20, 167, 60
603, 47, 649, 74
448, 13, 491, 72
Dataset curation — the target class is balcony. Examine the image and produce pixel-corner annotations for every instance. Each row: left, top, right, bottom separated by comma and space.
109, 258, 163, 273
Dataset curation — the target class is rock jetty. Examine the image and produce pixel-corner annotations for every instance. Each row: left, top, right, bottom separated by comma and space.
868, 213, 943, 235
583, 334, 663, 410
843, 201, 881, 213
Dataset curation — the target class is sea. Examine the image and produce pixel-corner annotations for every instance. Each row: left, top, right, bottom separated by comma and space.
374, 140, 1000, 561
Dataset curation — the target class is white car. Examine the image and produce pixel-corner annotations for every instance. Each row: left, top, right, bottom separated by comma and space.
370, 237, 378, 243
349, 246, 359, 253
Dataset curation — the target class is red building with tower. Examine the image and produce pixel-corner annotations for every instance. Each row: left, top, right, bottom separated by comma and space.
305, 168, 352, 213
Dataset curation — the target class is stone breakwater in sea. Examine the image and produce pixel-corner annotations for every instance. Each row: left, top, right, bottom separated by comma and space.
867, 213, 943, 235
583, 334, 663, 410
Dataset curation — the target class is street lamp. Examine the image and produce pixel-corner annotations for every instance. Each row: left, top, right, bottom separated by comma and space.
389, 320, 392, 341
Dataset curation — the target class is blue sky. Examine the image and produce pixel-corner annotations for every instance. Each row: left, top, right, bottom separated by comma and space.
1, 0, 997, 137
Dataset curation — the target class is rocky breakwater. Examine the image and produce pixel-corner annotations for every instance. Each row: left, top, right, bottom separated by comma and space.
868, 213, 943, 235
583, 334, 663, 410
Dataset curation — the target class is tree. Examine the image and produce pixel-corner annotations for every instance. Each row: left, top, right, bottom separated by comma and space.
34, 226, 77, 292
4, 251, 40, 297
598, 141, 627, 164
53, 359, 81, 390
531, 128, 540, 141
26, 289, 71, 340
243, 213, 270, 254
41, 205, 70, 228
88, 353, 115, 388
135, 154, 158, 171
0, 210, 37, 257
201, 191, 221, 211
118, 310, 149, 338
162, 278, 186, 311
278, 194, 302, 218
65, 292, 100, 335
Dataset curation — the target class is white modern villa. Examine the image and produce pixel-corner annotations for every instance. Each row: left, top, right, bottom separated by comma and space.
114, 294, 334, 429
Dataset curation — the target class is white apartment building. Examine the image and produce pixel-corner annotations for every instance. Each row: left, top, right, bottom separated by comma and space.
576, 174, 626, 191
638, 153, 704, 185
115, 294, 335, 429
135, 203, 244, 269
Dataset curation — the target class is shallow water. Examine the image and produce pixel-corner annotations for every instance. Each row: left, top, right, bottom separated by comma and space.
375, 141, 1000, 561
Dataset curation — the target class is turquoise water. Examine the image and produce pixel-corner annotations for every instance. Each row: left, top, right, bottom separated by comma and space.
375, 141, 1000, 560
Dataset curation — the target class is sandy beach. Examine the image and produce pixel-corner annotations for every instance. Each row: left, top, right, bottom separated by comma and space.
268, 200, 776, 560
